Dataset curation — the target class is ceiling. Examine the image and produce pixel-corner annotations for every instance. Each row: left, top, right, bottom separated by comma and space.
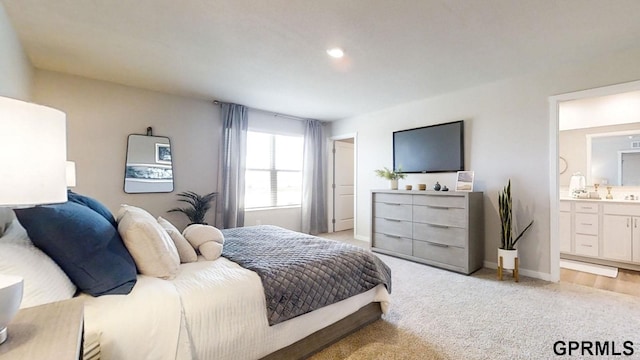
4, 0, 640, 121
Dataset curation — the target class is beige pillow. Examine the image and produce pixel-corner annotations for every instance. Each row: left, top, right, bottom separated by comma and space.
182, 224, 224, 261
157, 217, 197, 263
117, 205, 180, 279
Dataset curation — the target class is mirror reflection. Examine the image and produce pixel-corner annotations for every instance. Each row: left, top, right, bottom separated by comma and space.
589, 131, 640, 186
124, 134, 174, 193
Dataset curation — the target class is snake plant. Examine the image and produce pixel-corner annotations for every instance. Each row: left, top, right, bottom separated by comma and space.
499, 180, 533, 250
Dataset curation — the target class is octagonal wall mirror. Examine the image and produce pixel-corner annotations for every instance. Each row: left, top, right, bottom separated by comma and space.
124, 134, 174, 193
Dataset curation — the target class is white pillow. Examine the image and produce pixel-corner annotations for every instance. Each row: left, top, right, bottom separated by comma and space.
117, 205, 180, 279
157, 217, 197, 263
0, 219, 76, 308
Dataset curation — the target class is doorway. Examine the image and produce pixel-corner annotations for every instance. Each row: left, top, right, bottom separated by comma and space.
329, 134, 357, 234
549, 79, 640, 283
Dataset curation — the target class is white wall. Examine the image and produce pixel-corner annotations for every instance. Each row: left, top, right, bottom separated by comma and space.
0, 2, 33, 100
329, 48, 640, 278
33, 70, 221, 230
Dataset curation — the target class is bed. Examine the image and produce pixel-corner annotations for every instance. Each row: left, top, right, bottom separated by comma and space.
0, 200, 392, 360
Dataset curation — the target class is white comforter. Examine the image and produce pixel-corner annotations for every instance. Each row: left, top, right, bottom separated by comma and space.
82, 257, 390, 360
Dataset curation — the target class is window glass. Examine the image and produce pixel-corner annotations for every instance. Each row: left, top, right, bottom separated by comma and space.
245, 131, 303, 209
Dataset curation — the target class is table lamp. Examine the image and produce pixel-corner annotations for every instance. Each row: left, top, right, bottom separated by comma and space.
0, 95, 67, 345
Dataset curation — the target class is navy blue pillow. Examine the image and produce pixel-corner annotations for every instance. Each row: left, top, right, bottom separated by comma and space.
15, 202, 137, 296
67, 190, 117, 228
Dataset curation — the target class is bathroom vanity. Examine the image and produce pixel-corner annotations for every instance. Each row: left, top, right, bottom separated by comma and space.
560, 198, 640, 271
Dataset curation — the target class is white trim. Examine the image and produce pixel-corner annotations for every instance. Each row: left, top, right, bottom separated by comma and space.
548, 79, 640, 284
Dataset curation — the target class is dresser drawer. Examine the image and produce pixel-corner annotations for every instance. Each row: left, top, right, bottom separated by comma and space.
412, 195, 466, 209
575, 234, 598, 257
413, 222, 466, 248
575, 202, 598, 213
413, 205, 466, 228
373, 217, 412, 238
373, 193, 412, 205
373, 202, 412, 221
575, 213, 598, 235
412, 240, 466, 268
373, 233, 412, 255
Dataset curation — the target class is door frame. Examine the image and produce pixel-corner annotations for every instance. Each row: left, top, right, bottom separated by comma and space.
548, 79, 640, 282
327, 132, 358, 234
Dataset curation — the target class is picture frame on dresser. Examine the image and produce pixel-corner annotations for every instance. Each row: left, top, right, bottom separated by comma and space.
455, 171, 474, 192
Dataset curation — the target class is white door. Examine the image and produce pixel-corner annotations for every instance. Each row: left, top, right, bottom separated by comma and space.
333, 140, 354, 232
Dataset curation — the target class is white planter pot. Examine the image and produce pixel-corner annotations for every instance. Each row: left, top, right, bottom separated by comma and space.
389, 179, 398, 190
498, 248, 518, 270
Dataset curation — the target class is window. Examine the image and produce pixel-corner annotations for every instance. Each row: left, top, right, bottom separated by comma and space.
245, 131, 303, 209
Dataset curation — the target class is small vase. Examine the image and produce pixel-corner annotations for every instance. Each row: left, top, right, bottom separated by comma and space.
498, 248, 518, 270
389, 179, 398, 190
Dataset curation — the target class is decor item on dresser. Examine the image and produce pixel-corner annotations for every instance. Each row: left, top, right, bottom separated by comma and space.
168, 191, 218, 225
497, 180, 534, 282
374, 167, 407, 190
370, 190, 484, 274
455, 171, 475, 192
433, 182, 441, 191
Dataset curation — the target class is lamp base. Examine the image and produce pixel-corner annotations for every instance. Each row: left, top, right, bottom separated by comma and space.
0, 327, 7, 344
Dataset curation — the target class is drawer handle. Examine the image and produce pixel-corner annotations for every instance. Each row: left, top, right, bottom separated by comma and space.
384, 218, 401, 222
579, 244, 593, 248
428, 224, 450, 229
384, 234, 402, 239
426, 241, 449, 248
383, 202, 402, 206
426, 205, 450, 209
579, 223, 593, 226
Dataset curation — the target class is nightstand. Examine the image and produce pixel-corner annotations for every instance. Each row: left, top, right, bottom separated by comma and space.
0, 298, 83, 359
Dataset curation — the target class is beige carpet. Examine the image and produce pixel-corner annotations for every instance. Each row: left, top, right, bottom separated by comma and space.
310, 237, 640, 359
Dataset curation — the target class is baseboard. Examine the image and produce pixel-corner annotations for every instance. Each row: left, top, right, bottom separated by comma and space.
484, 261, 552, 281
355, 234, 369, 242
560, 259, 618, 278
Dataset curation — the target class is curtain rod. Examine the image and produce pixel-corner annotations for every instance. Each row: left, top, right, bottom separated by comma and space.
212, 99, 312, 122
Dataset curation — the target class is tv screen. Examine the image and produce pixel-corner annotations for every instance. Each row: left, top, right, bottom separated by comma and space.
393, 120, 464, 173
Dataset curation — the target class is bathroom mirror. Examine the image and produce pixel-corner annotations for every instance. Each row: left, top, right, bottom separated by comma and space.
124, 134, 174, 193
588, 130, 640, 186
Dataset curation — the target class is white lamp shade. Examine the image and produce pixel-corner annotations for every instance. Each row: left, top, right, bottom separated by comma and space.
66, 161, 77, 187
0, 96, 67, 206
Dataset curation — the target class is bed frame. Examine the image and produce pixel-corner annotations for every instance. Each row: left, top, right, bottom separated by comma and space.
261, 302, 383, 360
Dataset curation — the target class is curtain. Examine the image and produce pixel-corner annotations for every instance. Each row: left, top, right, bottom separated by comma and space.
219, 103, 248, 228
301, 119, 328, 234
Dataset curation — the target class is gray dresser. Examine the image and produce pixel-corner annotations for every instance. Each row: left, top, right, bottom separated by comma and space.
371, 190, 484, 274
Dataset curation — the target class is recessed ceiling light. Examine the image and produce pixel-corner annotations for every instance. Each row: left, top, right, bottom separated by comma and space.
326, 48, 344, 58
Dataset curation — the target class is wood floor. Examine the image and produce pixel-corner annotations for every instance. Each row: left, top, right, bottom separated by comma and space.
319, 230, 640, 298
560, 267, 640, 297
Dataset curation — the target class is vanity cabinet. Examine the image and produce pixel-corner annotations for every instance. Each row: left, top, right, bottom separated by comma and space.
371, 190, 484, 275
602, 204, 640, 263
561, 199, 640, 270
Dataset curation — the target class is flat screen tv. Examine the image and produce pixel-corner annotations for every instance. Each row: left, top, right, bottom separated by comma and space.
393, 120, 464, 173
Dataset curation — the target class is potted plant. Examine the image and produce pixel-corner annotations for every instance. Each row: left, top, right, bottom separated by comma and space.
498, 180, 534, 271
168, 191, 218, 225
374, 166, 407, 190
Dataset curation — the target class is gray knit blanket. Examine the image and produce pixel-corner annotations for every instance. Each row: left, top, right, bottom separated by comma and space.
221, 225, 391, 325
